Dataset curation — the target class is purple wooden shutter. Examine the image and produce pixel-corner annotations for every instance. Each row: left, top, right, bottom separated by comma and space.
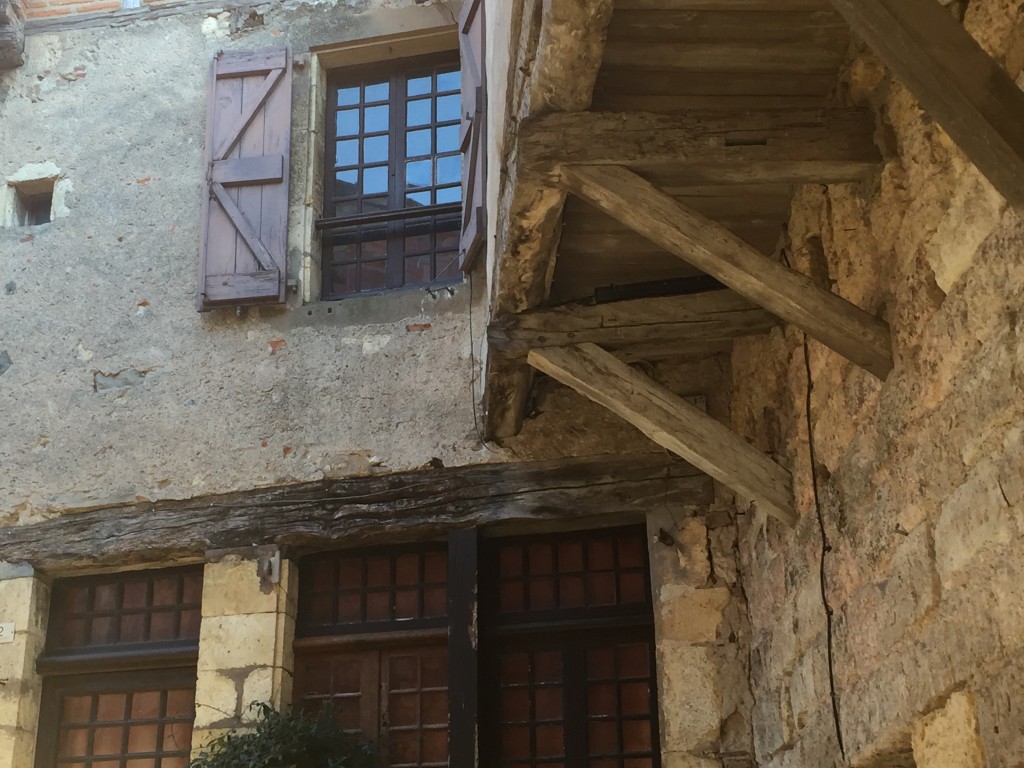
198, 48, 292, 311
459, 0, 486, 273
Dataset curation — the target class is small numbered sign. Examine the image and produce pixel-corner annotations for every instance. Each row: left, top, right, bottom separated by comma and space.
0, 622, 14, 643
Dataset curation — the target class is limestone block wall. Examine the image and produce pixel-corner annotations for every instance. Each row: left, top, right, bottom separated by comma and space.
647, 510, 754, 768
0, 570, 46, 768
192, 556, 297, 753
730, 1, 1024, 766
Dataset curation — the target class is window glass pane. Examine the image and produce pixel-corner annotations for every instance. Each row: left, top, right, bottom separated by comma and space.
406, 190, 431, 207
360, 261, 388, 291
364, 105, 389, 133
333, 200, 357, 216
435, 185, 460, 204
361, 195, 389, 213
436, 70, 459, 92
337, 109, 359, 137
405, 254, 432, 284
363, 166, 388, 195
436, 94, 460, 122
407, 98, 432, 127
406, 159, 432, 190
337, 86, 360, 107
406, 129, 432, 158
407, 75, 432, 97
335, 170, 358, 198
364, 81, 389, 102
436, 155, 460, 185
363, 135, 388, 164
335, 139, 358, 168
436, 124, 459, 154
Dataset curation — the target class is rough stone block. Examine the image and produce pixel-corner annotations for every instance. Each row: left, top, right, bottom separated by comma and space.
197, 613, 279, 671
240, 667, 275, 717
658, 586, 732, 644
676, 519, 712, 587
658, 642, 722, 752
0, 577, 40, 632
926, 165, 1006, 294
911, 691, 986, 768
935, 458, 1020, 589
662, 753, 721, 768
202, 559, 281, 618
193, 671, 239, 730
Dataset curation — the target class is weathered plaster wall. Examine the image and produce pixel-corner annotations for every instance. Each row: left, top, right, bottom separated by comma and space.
0, 0, 504, 522
732, 2, 1024, 766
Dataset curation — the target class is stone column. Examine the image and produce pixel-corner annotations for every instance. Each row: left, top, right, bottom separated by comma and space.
0, 565, 47, 768
191, 553, 297, 754
647, 511, 754, 768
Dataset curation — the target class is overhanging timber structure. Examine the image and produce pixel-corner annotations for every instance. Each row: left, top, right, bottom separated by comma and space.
484, 0, 1024, 524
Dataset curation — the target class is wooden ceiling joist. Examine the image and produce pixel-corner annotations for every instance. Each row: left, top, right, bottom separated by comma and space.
488, 290, 779, 360
528, 343, 796, 526
828, 0, 1024, 211
561, 164, 893, 379
520, 108, 880, 185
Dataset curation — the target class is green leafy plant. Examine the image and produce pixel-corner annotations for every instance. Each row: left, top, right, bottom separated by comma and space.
189, 702, 380, 768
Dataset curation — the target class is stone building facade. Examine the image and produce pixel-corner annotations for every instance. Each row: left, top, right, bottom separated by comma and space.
0, 0, 1022, 767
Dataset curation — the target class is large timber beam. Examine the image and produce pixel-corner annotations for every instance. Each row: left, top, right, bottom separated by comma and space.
486, 0, 614, 440
529, 344, 796, 525
0, 454, 712, 570
828, 0, 1024, 211
561, 165, 893, 379
520, 108, 880, 184
489, 289, 780, 359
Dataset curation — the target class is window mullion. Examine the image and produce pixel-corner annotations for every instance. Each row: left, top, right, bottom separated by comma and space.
564, 648, 588, 767
386, 71, 405, 289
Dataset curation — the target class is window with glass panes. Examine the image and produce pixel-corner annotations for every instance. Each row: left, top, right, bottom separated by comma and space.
293, 526, 662, 768
34, 567, 202, 768
320, 53, 463, 299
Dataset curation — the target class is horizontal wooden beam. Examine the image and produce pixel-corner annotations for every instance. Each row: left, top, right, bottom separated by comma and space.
614, 0, 829, 8
520, 109, 880, 184
0, 454, 713, 570
529, 344, 795, 525
489, 290, 779, 359
561, 165, 893, 379
602, 40, 843, 72
827, 0, 1024, 211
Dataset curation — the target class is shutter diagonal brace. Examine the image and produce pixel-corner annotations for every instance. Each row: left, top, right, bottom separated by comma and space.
214, 67, 284, 161
211, 182, 275, 271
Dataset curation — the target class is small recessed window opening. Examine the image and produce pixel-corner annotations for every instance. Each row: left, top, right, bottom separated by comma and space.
13, 178, 55, 226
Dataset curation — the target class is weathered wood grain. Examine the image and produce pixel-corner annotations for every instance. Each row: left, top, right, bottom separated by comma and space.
490, 290, 779, 359
0, 455, 712, 570
614, 0, 830, 9
520, 109, 880, 183
602, 40, 843, 72
607, 9, 846, 45
528, 344, 796, 525
560, 165, 893, 379
828, 0, 1024, 211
